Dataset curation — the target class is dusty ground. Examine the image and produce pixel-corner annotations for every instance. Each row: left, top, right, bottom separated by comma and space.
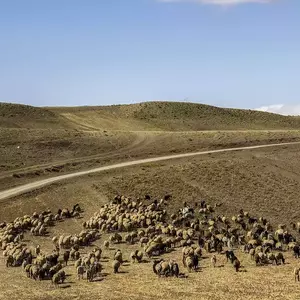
2, 101, 300, 300
1, 144, 300, 300
2, 129, 300, 190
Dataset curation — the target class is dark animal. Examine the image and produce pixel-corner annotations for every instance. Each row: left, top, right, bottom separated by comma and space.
294, 245, 300, 258
225, 250, 236, 263
63, 251, 70, 266
233, 259, 241, 272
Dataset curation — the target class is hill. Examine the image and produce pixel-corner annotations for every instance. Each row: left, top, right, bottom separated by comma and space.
52, 101, 300, 131
0, 102, 71, 129
2, 101, 300, 130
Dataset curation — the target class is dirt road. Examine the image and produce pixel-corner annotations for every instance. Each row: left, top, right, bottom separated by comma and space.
0, 141, 299, 201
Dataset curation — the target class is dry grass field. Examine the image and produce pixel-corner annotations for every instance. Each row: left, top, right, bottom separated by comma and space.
1, 144, 300, 300
1, 102, 300, 300
2, 127, 300, 190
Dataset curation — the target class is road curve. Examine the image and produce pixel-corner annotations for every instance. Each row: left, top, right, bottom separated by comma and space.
1, 141, 299, 201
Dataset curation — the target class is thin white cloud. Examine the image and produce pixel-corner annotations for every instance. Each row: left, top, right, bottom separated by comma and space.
255, 104, 300, 116
158, 0, 275, 5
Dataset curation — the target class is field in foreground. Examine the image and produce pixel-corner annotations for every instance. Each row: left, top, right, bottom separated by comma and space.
1, 144, 300, 300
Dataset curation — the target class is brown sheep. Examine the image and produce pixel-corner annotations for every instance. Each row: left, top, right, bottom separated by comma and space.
233, 259, 241, 272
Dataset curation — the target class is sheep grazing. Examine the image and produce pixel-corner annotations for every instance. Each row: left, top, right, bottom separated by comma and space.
114, 250, 123, 263
112, 260, 121, 274
225, 250, 236, 264
110, 233, 122, 244
169, 260, 180, 277
130, 250, 143, 263
52, 270, 66, 286
275, 252, 285, 265
184, 255, 199, 272
152, 259, 180, 277
6, 193, 300, 290
233, 259, 241, 272
152, 259, 170, 277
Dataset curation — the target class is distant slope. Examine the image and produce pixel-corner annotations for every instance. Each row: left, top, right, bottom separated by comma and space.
0, 103, 72, 129
2, 101, 300, 130
51, 101, 300, 131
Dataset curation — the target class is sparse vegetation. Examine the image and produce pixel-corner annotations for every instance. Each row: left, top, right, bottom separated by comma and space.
1, 101, 300, 300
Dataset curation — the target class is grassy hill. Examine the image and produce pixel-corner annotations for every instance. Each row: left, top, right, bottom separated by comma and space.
52, 101, 300, 131
1, 101, 300, 130
0, 102, 71, 129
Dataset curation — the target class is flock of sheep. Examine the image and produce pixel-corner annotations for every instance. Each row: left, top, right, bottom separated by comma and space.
1, 194, 300, 287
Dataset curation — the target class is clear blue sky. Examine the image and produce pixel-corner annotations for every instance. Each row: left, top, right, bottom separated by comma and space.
0, 0, 299, 110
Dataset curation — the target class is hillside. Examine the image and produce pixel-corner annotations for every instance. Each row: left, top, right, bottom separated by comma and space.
2, 101, 300, 130
0, 103, 72, 129
52, 101, 300, 131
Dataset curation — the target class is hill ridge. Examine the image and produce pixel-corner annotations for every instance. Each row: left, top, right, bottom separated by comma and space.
2, 101, 300, 130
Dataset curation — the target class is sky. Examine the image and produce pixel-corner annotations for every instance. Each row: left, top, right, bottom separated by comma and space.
0, 0, 299, 114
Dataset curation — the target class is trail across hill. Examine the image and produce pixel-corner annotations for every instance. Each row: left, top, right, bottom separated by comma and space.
0, 141, 299, 201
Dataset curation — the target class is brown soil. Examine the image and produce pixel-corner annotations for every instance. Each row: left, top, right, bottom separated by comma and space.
1, 129, 300, 190
2, 101, 300, 299
1, 145, 300, 300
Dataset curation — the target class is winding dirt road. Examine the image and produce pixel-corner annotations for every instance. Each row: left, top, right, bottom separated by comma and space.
0, 141, 299, 201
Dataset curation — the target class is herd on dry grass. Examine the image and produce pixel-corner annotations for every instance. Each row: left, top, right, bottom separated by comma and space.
2, 194, 300, 287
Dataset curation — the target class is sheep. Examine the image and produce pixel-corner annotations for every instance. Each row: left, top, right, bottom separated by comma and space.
249, 248, 255, 260
71, 250, 80, 261
52, 270, 66, 286
130, 250, 143, 263
110, 233, 122, 244
152, 259, 170, 277
225, 250, 236, 264
185, 255, 198, 272
24, 264, 32, 277
112, 260, 121, 273
267, 253, 277, 265
29, 265, 40, 280
233, 258, 241, 272
275, 252, 285, 265
135, 251, 143, 263
6, 255, 14, 267
94, 248, 102, 261
114, 250, 123, 263
130, 251, 136, 263
169, 260, 180, 277
87, 265, 96, 282
75, 258, 82, 269
293, 245, 300, 258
